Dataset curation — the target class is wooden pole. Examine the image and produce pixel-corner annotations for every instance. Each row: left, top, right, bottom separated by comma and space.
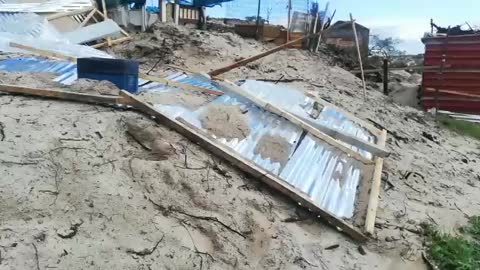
314, 2, 329, 52
255, 0, 262, 40
287, 0, 292, 42
101, 0, 107, 19
350, 13, 367, 101
383, 58, 389, 95
364, 129, 387, 235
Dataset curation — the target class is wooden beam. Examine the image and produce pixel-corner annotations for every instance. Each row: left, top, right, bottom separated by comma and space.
364, 129, 387, 235
118, 90, 368, 242
215, 80, 378, 163
77, 8, 97, 28
9, 42, 77, 63
139, 74, 223, 96
0, 84, 122, 105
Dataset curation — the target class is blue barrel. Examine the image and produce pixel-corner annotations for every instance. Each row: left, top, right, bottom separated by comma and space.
77, 58, 139, 93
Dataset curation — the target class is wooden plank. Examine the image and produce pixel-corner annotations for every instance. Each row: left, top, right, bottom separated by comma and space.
140, 73, 224, 96
364, 129, 387, 235
9, 42, 77, 63
0, 84, 122, 105
215, 80, 378, 163
308, 95, 382, 137
117, 90, 368, 242
350, 14, 366, 101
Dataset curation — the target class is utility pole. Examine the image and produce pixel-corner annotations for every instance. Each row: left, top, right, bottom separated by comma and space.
255, 0, 262, 40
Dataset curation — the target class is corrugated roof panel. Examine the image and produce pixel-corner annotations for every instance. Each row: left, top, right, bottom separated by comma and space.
0, 58, 77, 84
141, 79, 367, 219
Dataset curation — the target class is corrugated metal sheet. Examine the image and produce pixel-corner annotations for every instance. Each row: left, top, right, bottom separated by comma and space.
239, 80, 376, 159
0, 58, 77, 84
422, 34, 480, 113
157, 87, 365, 218
0, 56, 370, 220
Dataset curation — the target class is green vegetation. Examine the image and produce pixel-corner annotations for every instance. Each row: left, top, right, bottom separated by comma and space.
437, 114, 480, 140
425, 216, 480, 270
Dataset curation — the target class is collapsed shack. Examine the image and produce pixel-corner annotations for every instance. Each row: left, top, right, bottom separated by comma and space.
0, 54, 388, 242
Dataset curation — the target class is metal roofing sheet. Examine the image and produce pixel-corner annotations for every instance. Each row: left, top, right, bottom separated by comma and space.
0, 56, 368, 220
142, 78, 366, 219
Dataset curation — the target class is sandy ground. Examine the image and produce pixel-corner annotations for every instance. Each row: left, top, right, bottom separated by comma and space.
0, 23, 479, 269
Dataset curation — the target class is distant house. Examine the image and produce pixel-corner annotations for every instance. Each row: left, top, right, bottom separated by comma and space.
324, 21, 370, 60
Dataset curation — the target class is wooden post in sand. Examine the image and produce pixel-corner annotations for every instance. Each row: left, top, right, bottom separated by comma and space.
350, 13, 367, 101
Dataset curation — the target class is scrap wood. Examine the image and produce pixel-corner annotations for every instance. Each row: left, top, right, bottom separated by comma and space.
118, 90, 368, 242
215, 80, 386, 162
364, 129, 387, 235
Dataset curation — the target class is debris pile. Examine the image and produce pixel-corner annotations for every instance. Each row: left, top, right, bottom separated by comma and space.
0, 10, 478, 270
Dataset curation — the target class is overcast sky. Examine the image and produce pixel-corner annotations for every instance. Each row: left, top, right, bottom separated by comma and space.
208, 0, 479, 54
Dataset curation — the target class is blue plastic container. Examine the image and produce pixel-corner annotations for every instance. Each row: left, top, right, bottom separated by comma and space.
77, 58, 139, 93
